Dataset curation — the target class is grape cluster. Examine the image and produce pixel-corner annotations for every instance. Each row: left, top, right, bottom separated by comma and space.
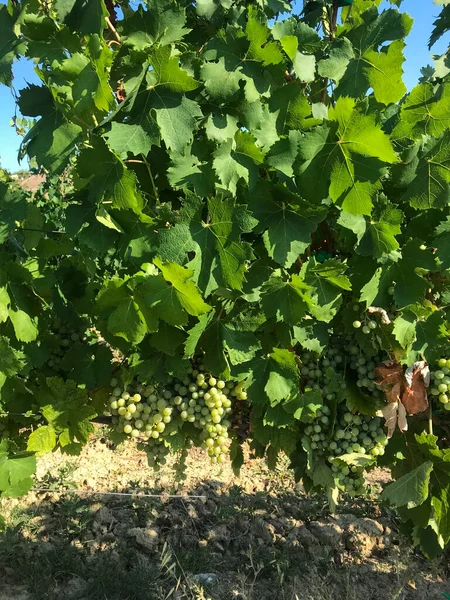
46, 318, 87, 371
110, 379, 173, 467
303, 407, 388, 496
108, 365, 245, 467
350, 302, 378, 335
345, 344, 384, 399
299, 348, 346, 402
429, 358, 450, 410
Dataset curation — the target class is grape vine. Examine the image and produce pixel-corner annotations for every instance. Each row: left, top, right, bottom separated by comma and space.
0, 0, 450, 558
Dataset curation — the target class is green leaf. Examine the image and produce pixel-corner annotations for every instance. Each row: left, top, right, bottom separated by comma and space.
297, 97, 397, 214
158, 194, 257, 294
249, 184, 327, 268
381, 461, 433, 509
393, 311, 417, 348
96, 279, 148, 343
37, 377, 96, 449
201, 58, 242, 102
246, 6, 284, 66
167, 148, 216, 197
336, 8, 412, 105
435, 217, 450, 270
318, 37, 354, 83
22, 115, 83, 175
185, 313, 261, 375
339, 201, 402, 259
401, 132, 450, 210
152, 90, 202, 154
240, 349, 299, 407
204, 113, 238, 144
312, 462, 338, 512
77, 139, 145, 214
148, 46, 199, 93
27, 425, 57, 456
213, 131, 265, 194
392, 82, 450, 140
8, 309, 38, 343
120, 1, 189, 49
0, 337, 26, 379
261, 274, 311, 325
284, 390, 323, 421
302, 258, 351, 322
104, 121, 160, 157
56, 0, 108, 35
0, 451, 36, 498
153, 259, 211, 317
292, 322, 329, 354
429, 3, 450, 47
0, 5, 20, 87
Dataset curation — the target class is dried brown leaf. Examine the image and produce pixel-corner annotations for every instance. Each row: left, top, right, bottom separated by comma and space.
397, 400, 408, 432
402, 363, 429, 415
375, 361, 403, 403
382, 401, 400, 438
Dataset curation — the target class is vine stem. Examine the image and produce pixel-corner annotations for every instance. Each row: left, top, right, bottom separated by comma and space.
124, 157, 160, 203
321, 0, 340, 105
105, 16, 121, 43
429, 403, 434, 436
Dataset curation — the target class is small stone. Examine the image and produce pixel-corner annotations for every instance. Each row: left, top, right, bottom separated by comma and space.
295, 525, 319, 547
95, 507, 115, 526
185, 504, 198, 520
308, 521, 343, 548
128, 527, 159, 553
192, 573, 218, 585
207, 524, 229, 542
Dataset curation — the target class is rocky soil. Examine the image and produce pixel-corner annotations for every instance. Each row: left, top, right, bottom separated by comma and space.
0, 431, 449, 600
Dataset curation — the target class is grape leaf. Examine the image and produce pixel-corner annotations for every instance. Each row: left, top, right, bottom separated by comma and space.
381, 461, 433, 508
158, 193, 257, 294
76, 139, 145, 214
240, 348, 299, 407
261, 274, 312, 325
393, 311, 417, 348
246, 6, 284, 66
0, 5, 20, 86
0, 451, 36, 498
37, 377, 96, 450
120, 1, 189, 49
213, 131, 265, 194
401, 132, 450, 210
27, 425, 57, 456
249, 184, 327, 268
185, 312, 261, 376
297, 97, 397, 215
8, 309, 38, 343
336, 8, 412, 104
392, 82, 450, 140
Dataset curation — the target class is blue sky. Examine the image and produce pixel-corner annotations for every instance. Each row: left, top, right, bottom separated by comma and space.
0, 0, 449, 172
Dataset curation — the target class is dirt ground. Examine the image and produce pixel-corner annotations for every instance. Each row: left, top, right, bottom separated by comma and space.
0, 429, 449, 600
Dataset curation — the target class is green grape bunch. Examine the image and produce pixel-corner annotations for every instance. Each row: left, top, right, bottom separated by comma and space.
303, 407, 388, 497
428, 358, 450, 411
350, 302, 379, 336
45, 318, 88, 372
299, 347, 347, 402
345, 344, 385, 399
107, 363, 246, 468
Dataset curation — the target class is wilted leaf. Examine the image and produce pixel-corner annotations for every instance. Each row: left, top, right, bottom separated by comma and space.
375, 361, 403, 403
401, 362, 429, 415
